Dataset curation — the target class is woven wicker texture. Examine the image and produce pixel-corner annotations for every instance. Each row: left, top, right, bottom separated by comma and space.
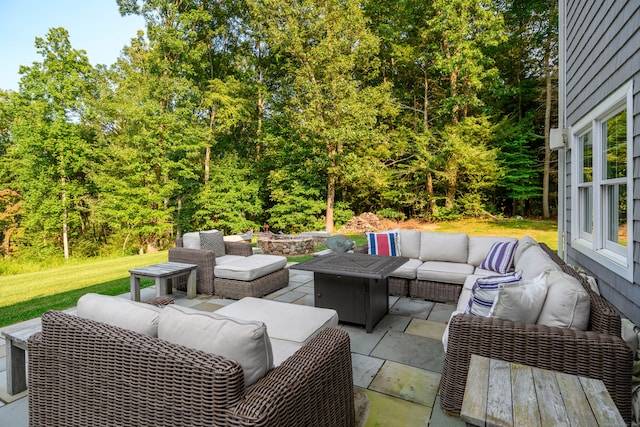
388, 277, 410, 297
169, 240, 254, 295
28, 310, 355, 427
439, 243, 633, 424
410, 280, 461, 303
215, 268, 290, 299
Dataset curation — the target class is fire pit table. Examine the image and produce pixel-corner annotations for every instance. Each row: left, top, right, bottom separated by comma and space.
292, 253, 408, 332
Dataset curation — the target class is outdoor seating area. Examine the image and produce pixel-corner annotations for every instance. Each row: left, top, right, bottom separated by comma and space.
0, 268, 465, 426
0, 231, 636, 426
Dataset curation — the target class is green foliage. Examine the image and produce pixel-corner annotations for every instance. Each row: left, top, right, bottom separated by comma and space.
376, 208, 406, 221
0, 0, 557, 260
193, 154, 262, 234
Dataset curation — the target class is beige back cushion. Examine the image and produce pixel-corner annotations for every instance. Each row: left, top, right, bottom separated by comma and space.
514, 235, 539, 265
398, 229, 421, 259
419, 232, 469, 263
515, 244, 561, 280
76, 293, 162, 337
537, 270, 590, 330
158, 305, 274, 387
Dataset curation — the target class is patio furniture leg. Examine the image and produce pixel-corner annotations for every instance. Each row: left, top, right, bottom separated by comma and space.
130, 275, 141, 302
186, 269, 196, 299
6, 336, 27, 395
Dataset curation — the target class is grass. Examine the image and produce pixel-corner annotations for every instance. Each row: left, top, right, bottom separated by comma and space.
424, 218, 558, 250
0, 251, 167, 327
0, 219, 557, 328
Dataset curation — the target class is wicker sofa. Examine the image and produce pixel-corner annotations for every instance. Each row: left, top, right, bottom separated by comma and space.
439, 243, 633, 424
28, 299, 355, 426
355, 230, 517, 302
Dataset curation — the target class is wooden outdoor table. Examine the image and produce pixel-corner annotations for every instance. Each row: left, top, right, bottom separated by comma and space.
2, 323, 41, 395
129, 261, 197, 301
460, 355, 625, 427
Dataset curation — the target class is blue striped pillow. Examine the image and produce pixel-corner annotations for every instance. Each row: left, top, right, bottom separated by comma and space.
479, 241, 517, 274
465, 271, 522, 317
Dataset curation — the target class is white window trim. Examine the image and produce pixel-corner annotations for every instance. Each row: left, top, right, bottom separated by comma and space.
569, 81, 633, 281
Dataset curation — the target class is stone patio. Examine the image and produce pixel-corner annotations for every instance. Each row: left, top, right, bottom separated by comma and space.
0, 265, 465, 426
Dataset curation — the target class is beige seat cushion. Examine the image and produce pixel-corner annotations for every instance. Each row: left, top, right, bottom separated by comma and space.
419, 232, 469, 263
76, 293, 162, 337
537, 270, 590, 330
390, 258, 423, 279
215, 255, 246, 265
158, 304, 273, 387
214, 254, 287, 281
416, 261, 474, 284
270, 338, 304, 367
216, 297, 338, 344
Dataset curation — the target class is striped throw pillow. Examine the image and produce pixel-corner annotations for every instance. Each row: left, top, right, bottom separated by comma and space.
366, 231, 400, 256
465, 271, 523, 317
479, 241, 517, 274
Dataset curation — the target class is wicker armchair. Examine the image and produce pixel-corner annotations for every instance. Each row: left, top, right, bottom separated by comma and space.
439, 243, 634, 424
168, 238, 253, 295
29, 310, 355, 427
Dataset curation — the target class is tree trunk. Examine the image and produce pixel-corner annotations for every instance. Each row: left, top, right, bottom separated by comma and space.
205, 107, 217, 184
325, 175, 335, 233
61, 176, 69, 259
427, 172, 435, 215
423, 70, 429, 130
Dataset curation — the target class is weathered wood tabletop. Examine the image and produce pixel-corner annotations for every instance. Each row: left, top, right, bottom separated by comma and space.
460, 354, 625, 427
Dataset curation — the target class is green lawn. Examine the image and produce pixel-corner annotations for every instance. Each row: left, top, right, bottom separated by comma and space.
0, 219, 557, 328
0, 251, 167, 327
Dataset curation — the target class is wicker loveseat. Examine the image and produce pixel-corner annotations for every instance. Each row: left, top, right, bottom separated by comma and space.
439, 243, 634, 425
28, 309, 355, 426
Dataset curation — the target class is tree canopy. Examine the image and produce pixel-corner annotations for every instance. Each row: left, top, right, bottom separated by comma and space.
0, 0, 557, 259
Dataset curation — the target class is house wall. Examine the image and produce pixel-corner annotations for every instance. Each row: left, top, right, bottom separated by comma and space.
563, 0, 640, 325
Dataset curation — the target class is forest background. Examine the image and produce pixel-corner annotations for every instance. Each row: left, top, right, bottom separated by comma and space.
0, 0, 557, 261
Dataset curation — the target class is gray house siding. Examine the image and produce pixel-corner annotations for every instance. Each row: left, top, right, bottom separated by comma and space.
562, 0, 640, 325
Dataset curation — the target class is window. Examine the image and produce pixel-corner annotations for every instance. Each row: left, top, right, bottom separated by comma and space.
571, 82, 633, 280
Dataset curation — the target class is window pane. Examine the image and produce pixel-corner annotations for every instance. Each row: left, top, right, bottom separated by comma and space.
580, 131, 592, 183
606, 183, 627, 247
579, 186, 593, 237
603, 110, 626, 180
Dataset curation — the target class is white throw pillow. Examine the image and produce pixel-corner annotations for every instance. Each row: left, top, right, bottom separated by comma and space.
465, 271, 523, 317
537, 270, 590, 330
76, 293, 162, 337
158, 305, 274, 387
182, 232, 201, 249
490, 273, 548, 324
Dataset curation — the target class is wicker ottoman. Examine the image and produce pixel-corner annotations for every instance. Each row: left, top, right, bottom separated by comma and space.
214, 255, 289, 299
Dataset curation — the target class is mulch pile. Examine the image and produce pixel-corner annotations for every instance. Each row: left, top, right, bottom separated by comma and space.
338, 213, 391, 233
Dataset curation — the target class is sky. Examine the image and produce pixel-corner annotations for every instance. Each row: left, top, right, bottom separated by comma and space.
0, 0, 146, 92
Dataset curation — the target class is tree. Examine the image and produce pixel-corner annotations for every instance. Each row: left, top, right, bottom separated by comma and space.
10, 28, 97, 259
250, 0, 395, 232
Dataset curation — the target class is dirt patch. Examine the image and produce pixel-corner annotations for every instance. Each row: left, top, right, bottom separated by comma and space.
337, 213, 437, 234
